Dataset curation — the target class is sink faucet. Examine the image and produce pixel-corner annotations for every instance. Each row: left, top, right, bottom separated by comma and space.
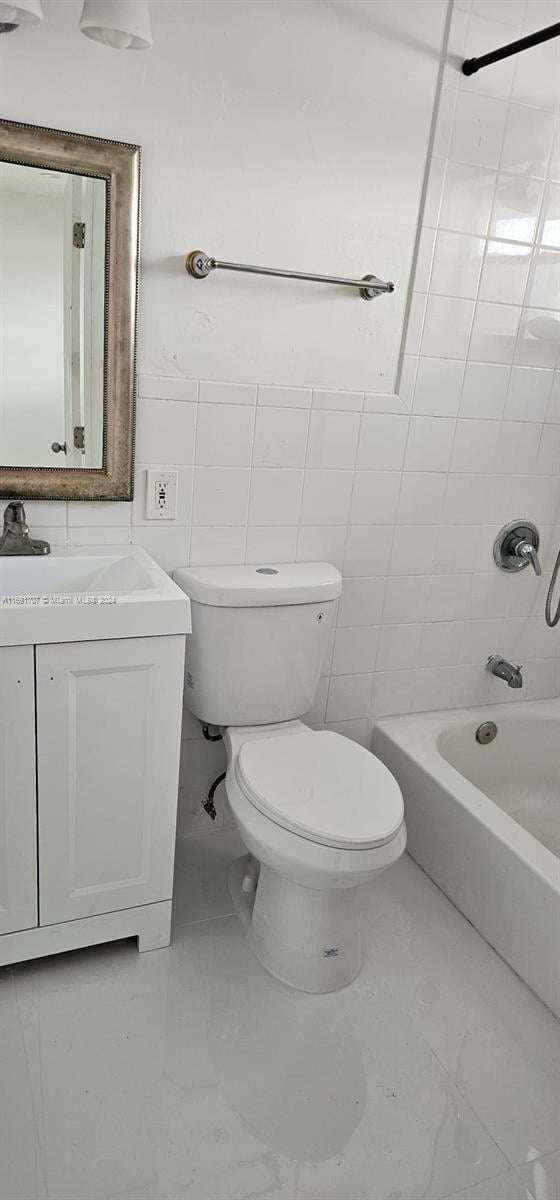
0, 502, 50, 556
487, 654, 523, 689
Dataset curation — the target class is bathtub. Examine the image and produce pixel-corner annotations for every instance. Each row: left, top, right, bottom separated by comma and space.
373, 699, 560, 1019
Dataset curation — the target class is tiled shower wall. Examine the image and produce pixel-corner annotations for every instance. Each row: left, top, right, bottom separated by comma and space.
27, 0, 560, 834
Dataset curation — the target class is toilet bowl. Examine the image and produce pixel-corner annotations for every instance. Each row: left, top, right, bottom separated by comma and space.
223, 721, 406, 993
173, 561, 406, 993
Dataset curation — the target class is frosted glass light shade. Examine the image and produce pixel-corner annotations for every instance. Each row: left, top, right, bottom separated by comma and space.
80, 0, 152, 49
0, 0, 43, 22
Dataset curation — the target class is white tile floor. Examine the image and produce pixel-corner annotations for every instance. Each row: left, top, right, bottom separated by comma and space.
1, 832, 559, 1200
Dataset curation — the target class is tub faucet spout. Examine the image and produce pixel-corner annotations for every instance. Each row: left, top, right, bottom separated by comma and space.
487, 654, 523, 689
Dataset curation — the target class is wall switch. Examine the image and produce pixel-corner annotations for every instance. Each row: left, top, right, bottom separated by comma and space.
145, 469, 178, 520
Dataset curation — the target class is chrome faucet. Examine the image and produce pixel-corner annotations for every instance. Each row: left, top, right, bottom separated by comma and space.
0, 502, 50, 556
487, 654, 523, 689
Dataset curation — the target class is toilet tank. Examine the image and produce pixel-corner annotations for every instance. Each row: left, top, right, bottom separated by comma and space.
173, 562, 341, 727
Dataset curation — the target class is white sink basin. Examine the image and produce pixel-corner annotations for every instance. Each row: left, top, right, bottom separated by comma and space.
0, 546, 190, 646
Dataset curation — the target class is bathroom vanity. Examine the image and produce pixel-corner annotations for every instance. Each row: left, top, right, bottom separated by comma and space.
0, 546, 190, 966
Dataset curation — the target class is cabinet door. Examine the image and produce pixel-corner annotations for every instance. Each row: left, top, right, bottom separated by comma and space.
36, 635, 185, 926
0, 645, 38, 934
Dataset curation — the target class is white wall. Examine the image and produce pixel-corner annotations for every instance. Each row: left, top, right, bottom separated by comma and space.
2, 0, 559, 839
1, 0, 446, 393
0, 190, 65, 465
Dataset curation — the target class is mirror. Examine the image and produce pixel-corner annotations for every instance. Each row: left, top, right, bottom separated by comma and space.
0, 121, 140, 501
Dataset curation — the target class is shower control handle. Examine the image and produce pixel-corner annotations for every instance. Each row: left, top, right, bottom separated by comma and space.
493, 520, 541, 576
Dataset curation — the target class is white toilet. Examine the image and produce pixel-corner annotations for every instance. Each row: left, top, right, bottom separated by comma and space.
173, 562, 406, 993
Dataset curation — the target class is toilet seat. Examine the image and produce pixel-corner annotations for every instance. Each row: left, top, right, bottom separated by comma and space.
236, 729, 404, 850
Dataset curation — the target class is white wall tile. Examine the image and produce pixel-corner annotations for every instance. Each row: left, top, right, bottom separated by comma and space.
245, 526, 298, 564
331, 626, 380, 676
515, 308, 560, 368
199, 380, 257, 406
192, 467, 250, 525
349, 471, 401, 525
300, 471, 354, 526
479, 240, 532, 305
67, 501, 132, 527
451, 418, 501, 472
528, 248, 560, 309
430, 230, 485, 298
511, 33, 560, 112
383, 574, 432, 624
131, 526, 189, 572
489, 174, 544, 244
136, 400, 196, 464
377, 624, 424, 671
504, 366, 553, 421
421, 294, 475, 358
296, 526, 347, 571
413, 357, 465, 416
404, 416, 456, 471
355, 413, 409, 470
67, 526, 131, 546
449, 92, 508, 169
247, 469, 303, 525
326, 673, 373, 721
545, 371, 560, 422
312, 389, 364, 412
337, 578, 386, 627
258, 385, 311, 408
396, 472, 446, 524
469, 301, 521, 363
500, 104, 556, 179
195, 404, 254, 466
363, 393, 408, 414
343, 526, 393, 577
190, 526, 245, 566
439, 161, 496, 237
306, 410, 360, 469
252, 407, 309, 468
459, 361, 510, 418
138, 375, 198, 402
540, 182, 560, 249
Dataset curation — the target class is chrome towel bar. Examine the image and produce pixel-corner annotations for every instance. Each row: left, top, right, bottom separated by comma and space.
186, 250, 395, 301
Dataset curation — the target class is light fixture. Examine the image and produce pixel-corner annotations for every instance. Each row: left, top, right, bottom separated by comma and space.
80, 0, 152, 50
0, 0, 43, 32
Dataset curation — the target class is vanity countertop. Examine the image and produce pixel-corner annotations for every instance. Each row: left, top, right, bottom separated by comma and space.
0, 545, 190, 647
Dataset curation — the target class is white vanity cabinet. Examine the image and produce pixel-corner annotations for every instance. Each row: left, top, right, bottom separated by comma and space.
0, 645, 38, 936
0, 633, 185, 966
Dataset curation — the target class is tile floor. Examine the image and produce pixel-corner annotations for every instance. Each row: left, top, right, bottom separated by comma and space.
1, 832, 559, 1200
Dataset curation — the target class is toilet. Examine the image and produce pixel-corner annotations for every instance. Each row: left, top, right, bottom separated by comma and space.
173, 562, 406, 993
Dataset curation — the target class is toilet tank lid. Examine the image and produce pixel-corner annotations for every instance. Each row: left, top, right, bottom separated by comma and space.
173, 562, 342, 607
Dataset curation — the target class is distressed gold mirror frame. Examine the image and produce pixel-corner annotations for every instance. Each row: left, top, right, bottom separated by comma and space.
0, 120, 140, 501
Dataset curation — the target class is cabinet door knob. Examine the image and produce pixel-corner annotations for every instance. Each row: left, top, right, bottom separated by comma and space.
51, 441, 67, 454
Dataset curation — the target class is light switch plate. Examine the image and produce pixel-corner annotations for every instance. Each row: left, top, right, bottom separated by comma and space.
145, 469, 178, 520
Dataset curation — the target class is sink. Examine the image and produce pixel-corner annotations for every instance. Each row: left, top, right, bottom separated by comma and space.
0, 546, 190, 646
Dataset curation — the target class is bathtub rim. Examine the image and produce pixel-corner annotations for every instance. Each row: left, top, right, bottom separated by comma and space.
373, 698, 559, 892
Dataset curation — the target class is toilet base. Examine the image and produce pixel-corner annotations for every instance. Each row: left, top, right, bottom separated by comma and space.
228, 854, 363, 993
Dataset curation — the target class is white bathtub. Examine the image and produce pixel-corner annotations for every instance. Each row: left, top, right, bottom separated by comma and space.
373, 699, 560, 1019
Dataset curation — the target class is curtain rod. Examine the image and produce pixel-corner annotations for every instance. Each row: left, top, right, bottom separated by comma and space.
462, 21, 560, 75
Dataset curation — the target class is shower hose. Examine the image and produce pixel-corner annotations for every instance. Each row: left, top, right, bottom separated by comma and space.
546, 545, 560, 628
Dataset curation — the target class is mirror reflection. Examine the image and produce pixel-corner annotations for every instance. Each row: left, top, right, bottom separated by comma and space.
0, 160, 106, 470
